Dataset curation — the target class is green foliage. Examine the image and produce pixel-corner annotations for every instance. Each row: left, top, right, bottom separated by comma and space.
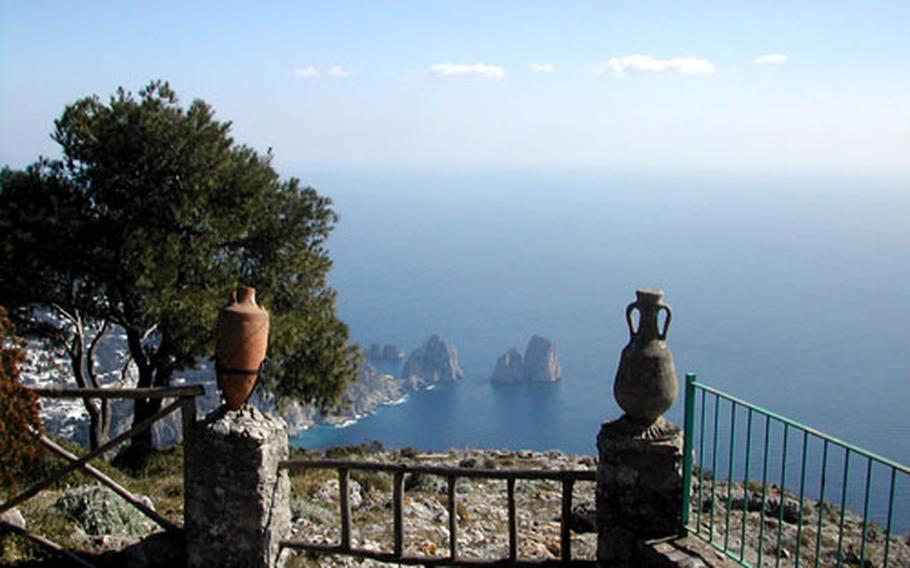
324, 441, 384, 459
0, 439, 186, 565
0, 81, 358, 425
53, 484, 156, 537
0, 161, 113, 450
0, 307, 43, 490
398, 446, 420, 459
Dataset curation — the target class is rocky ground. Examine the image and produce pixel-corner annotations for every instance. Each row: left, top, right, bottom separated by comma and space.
282, 448, 910, 567
284, 447, 597, 567
3, 445, 908, 567
689, 477, 910, 567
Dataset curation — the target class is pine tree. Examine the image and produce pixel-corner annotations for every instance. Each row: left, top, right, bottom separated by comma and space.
0, 81, 358, 455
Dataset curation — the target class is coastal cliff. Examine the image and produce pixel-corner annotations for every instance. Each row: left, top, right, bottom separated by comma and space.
318, 362, 406, 427
19, 332, 407, 444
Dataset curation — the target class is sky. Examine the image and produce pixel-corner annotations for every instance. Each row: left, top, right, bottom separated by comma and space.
1, 1, 908, 176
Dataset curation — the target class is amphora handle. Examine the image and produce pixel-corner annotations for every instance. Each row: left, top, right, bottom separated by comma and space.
625, 302, 639, 339
657, 302, 672, 340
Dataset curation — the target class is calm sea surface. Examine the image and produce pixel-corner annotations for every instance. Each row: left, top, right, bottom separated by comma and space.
290, 170, 909, 530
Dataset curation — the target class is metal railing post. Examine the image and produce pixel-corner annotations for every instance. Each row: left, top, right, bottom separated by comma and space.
680, 372, 697, 535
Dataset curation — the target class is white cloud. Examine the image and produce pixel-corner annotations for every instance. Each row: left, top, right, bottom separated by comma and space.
328, 65, 352, 78
427, 63, 506, 79
754, 54, 787, 65
528, 62, 555, 73
293, 66, 320, 78
595, 54, 715, 76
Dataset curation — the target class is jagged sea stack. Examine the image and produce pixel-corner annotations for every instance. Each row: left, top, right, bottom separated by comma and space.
523, 335, 562, 382
490, 348, 523, 384
401, 334, 464, 389
613, 289, 678, 424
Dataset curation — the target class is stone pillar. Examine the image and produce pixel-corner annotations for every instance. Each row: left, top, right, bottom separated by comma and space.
185, 405, 291, 568
596, 416, 685, 566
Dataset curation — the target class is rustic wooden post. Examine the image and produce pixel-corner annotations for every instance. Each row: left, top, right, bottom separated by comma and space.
339, 468, 351, 551
393, 471, 405, 557
447, 475, 457, 559
507, 478, 517, 561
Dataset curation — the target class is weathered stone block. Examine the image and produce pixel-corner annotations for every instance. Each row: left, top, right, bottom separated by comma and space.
185, 405, 290, 568
596, 415, 684, 566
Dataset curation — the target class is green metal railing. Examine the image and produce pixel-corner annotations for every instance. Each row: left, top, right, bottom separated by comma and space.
680, 373, 909, 567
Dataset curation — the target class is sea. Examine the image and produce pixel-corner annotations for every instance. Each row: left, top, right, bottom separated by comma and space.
289, 169, 909, 531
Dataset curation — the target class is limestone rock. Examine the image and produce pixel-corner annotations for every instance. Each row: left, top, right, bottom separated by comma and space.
317, 478, 363, 509
523, 335, 562, 382
490, 348, 523, 384
1, 508, 26, 530
54, 484, 156, 537
401, 335, 464, 389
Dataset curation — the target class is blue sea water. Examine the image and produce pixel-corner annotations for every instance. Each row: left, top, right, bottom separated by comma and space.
290, 170, 909, 530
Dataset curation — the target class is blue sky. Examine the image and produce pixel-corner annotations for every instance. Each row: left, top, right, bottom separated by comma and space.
1, 1, 907, 175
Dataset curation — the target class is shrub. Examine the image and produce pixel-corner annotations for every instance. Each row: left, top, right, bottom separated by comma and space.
0, 306, 43, 491
398, 446, 419, 459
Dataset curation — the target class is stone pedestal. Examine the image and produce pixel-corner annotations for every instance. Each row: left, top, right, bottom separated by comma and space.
185, 405, 290, 568
596, 415, 684, 567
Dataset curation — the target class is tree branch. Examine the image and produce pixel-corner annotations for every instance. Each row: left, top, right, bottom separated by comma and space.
49, 303, 78, 327
85, 319, 111, 390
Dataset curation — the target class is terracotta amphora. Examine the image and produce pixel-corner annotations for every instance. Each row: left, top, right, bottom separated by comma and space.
613, 289, 678, 424
215, 287, 270, 410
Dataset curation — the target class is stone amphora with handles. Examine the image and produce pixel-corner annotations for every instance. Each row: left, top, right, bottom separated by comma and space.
613, 289, 678, 425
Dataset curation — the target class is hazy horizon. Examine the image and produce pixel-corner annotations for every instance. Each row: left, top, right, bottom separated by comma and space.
2, 1, 908, 177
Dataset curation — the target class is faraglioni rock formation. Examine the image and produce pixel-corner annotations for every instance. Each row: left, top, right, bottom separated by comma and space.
401, 334, 464, 389
490, 348, 524, 384
523, 335, 562, 382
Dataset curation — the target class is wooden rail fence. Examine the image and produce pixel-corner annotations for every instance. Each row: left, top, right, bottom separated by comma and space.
280, 458, 598, 567
0, 386, 202, 568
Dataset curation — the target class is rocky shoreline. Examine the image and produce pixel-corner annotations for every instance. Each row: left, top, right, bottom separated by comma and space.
19, 330, 409, 446
20, 330, 470, 448
22, 330, 567, 449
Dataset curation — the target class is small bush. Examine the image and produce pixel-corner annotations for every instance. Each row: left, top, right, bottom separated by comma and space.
0, 306, 43, 491
352, 470, 391, 495
398, 446, 419, 459
290, 498, 336, 525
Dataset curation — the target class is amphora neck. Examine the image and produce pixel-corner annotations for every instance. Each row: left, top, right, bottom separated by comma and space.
627, 289, 671, 341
